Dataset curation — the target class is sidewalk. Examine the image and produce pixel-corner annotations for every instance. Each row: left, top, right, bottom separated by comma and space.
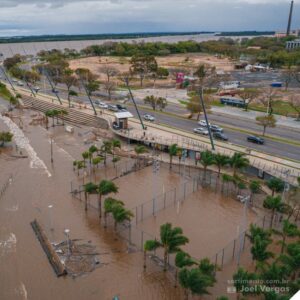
211, 106, 300, 131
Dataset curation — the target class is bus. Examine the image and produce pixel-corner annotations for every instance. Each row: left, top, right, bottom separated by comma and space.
220, 97, 245, 108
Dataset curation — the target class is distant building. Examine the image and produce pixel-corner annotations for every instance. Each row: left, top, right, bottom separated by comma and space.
286, 39, 300, 50
275, 29, 300, 38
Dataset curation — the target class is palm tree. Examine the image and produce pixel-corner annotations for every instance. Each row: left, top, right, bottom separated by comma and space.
267, 177, 285, 196
250, 235, 274, 270
279, 242, 300, 280
68, 90, 78, 107
82, 151, 89, 166
101, 141, 112, 166
92, 157, 103, 172
112, 205, 134, 231
221, 174, 233, 194
199, 150, 215, 182
111, 139, 121, 159
75, 160, 85, 176
45, 109, 55, 128
249, 180, 261, 204
263, 196, 283, 228
247, 224, 272, 244
233, 267, 257, 300
134, 145, 148, 169
59, 109, 68, 125
174, 251, 196, 287
273, 220, 300, 253
83, 182, 98, 211
213, 153, 230, 178
143, 223, 189, 271
168, 144, 178, 170
103, 197, 124, 228
98, 180, 118, 218
143, 239, 161, 269
229, 152, 249, 176
178, 267, 214, 300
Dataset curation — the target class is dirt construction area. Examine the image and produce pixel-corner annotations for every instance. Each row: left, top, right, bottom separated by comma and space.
69, 53, 235, 82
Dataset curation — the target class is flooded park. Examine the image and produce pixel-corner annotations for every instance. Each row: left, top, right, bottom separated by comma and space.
0, 106, 280, 300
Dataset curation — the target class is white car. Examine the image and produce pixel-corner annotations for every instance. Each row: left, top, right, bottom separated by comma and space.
198, 120, 210, 127
98, 101, 108, 109
17, 81, 24, 86
193, 127, 209, 135
143, 114, 155, 122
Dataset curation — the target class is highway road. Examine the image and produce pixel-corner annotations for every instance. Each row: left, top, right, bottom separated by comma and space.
1, 70, 300, 161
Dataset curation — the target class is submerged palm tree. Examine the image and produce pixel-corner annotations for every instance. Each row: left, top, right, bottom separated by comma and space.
213, 153, 230, 178
143, 223, 189, 271
103, 197, 124, 228
98, 180, 118, 218
134, 145, 148, 169
174, 251, 196, 287
112, 205, 133, 230
263, 196, 283, 228
83, 182, 98, 211
199, 150, 215, 182
168, 144, 178, 170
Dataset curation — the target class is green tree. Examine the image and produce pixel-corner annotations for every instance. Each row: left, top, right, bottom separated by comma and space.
143, 239, 161, 269
279, 241, 300, 280
144, 95, 167, 111
233, 268, 257, 299
130, 54, 158, 86
134, 145, 148, 169
267, 177, 285, 196
111, 139, 121, 159
174, 251, 196, 287
229, 152, 249, 176
101, 141, 112, 166
83, 182, 98, 211
168, 144, 178, 170
249, 180, 261, 203
68, 90, 78, 107
251, 235, 274, 270
199, 150, 215, 182
144, 223, 189, 271
0, 132, 13, 147
112, 205, 133, 230
156, 67, 169, 78
103, 197, 124, 228
263, 196, 284, 228
273, 220, 300, 253
256, 115, 277, 136
98, 180, 118, 218
213, 153, 230, 178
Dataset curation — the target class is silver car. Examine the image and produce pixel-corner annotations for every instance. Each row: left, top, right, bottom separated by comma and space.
143, 114, 155, 122
193, 127, 209, 135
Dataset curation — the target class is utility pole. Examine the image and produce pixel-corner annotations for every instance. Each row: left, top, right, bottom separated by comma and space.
79, 78, 97, 116
125, 79, 146, 130
287, 1, 294, 36
198, 86, 215, 151
43, 68, 62, 105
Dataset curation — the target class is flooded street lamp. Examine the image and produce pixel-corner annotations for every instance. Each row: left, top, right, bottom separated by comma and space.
237, 195, 250, 266
48, 204, 53, 231
64, 229, 71, 256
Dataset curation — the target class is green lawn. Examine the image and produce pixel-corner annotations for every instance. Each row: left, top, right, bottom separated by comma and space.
0, 83, 12, 101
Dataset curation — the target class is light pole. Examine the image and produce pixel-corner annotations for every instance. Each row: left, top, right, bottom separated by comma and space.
64, 229, 71, 256
48, 132, 54, 164
152, 155, 160, 216
48, 205, 53, 231
237, 195, 250, 266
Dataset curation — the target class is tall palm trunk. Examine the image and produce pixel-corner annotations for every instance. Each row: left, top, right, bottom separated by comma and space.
84, 192, 88, 211
98, 194, 102, 218
143, 251, 147, 269
163, 247, 168, 271
169, 155, 173, 169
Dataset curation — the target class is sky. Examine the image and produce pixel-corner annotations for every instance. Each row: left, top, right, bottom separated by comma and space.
0, 0, 298, 36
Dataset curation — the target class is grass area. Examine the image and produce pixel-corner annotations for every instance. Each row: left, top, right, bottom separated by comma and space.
249, 100, 298, 117
0, 83, 13, 101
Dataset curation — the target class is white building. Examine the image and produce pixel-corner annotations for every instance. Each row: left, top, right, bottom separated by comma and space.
286, 39, 300, 50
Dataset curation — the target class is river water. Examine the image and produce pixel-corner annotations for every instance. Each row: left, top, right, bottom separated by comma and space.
0, 108, 255, 300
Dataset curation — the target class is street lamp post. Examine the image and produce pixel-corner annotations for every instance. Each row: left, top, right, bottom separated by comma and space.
64, 229, 71, 256
48, 205, 53, 231
237, 195, 250, 266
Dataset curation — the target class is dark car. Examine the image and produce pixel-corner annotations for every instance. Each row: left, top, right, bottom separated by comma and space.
213, 132, 228, 141
112, 122, 120, 130
247, 135, 264, 145
108, 104, 119, 112
116, 104, 127, 111
210, 124, 223, 132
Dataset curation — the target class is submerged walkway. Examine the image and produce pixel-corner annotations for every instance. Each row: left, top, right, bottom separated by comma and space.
4, 83, 300, 185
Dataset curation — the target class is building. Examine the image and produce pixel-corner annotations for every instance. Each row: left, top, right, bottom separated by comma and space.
286, 39, 300, 50
275, 29, 300, 38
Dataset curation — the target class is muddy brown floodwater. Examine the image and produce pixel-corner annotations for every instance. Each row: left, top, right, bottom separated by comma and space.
0, 109, 257, 300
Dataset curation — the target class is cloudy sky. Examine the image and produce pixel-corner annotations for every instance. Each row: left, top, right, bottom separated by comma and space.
0, 0, 298, 36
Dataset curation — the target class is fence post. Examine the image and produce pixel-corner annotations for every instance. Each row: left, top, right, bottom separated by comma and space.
232, 239, 236, 260
136, 207, 138, 225
243, 232, 246, 251
183, 182, 186, 200
129, 223, 132, 244
214, 253, 218, 273
221, 248, 225, 269
152, 198, 156, 216
70, 181, 73, 194
164, 192, 166, 209
174, 188, 177, 205
141, 231, 144, 250
141, 204, 144, 221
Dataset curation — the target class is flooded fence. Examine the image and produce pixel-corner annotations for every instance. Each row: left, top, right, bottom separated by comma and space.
0, 174, 13, 200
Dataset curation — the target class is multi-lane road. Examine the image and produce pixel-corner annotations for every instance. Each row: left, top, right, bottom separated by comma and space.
1, 68, 300, 161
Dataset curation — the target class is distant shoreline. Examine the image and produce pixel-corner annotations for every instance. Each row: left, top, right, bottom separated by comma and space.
0, 31, 274, 44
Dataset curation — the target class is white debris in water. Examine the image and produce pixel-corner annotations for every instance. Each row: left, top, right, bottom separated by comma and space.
0, 233, 17, 256
0, 115, 51, 177
15, 282, 28, 300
